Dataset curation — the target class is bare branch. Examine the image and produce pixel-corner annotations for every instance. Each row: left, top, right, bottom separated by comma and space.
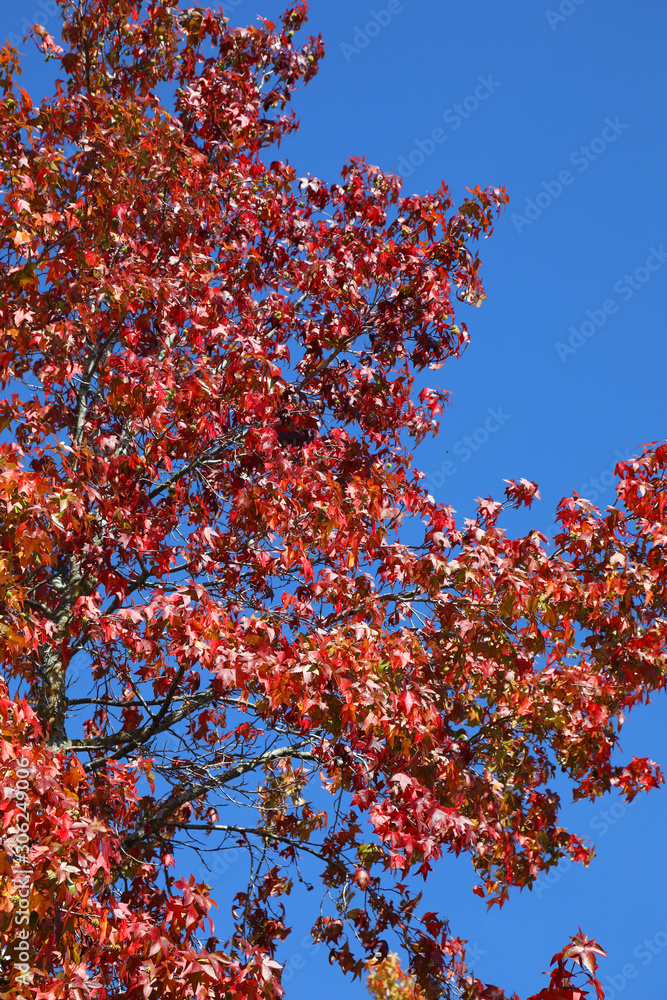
122, 742, 318, 849
168, 823, 328, 862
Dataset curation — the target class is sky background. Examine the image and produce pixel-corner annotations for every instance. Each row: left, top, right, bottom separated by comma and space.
3, 2, 666, 999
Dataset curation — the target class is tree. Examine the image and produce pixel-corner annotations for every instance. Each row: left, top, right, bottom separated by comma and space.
0, 3, 665, 998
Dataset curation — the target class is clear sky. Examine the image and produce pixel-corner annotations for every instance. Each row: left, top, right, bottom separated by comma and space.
3, 2, 666, 998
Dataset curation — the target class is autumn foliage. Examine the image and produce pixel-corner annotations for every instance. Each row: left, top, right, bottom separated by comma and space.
367, 952, 423, 1000
0, 3, 665, 999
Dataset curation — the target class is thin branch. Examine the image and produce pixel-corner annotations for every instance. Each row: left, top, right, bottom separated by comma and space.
77, 686, 222, 769
73, 320, 125, 447
122, 742, 317, 848
145, 425, 247, 502
168, 823, 328, 862
144, 660, 187, 738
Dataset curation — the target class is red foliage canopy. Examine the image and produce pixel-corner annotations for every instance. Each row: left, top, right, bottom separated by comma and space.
0, 4, 665, 999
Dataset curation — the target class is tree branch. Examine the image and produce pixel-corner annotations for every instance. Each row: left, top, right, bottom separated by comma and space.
78, 686, 222, 770
122, 742, 317, 849
167, 823, 328, 862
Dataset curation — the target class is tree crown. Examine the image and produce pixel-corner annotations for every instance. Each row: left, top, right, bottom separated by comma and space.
0, 4, 665, 1000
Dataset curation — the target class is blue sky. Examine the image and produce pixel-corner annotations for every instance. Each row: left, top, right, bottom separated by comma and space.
3, 2, 666, 998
